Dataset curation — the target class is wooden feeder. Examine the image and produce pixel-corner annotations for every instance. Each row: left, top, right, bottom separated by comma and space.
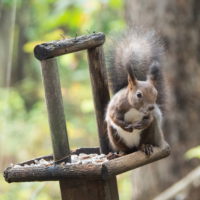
4, 33, 170, 200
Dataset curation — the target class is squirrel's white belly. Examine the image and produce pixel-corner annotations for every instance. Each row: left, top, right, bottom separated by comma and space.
117, 128, 141, 148
107, 109, 142, 148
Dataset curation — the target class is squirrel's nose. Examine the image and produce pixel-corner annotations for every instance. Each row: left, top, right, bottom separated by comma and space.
148, 105, 155, 111
143, 115, 149, 120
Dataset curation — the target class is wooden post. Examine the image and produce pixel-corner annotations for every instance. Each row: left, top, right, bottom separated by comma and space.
87, 46, 111, 154
40, 58, 70, 162
40, 58, 72, 199
60, 177, 119, 200
35, 33, 119, 200
87, 46, 119, 200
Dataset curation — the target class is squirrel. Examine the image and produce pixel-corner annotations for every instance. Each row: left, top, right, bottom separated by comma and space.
105, 28, 169, 155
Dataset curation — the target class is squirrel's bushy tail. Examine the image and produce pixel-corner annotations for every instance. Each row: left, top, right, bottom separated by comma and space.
107, 27, 165, 107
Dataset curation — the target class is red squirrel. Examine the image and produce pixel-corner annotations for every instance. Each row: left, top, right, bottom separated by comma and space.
105, 28, 169, 155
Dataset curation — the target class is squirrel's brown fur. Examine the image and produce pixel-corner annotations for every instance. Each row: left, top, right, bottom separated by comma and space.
107, 28, 165, 111
105, 28, 169, 154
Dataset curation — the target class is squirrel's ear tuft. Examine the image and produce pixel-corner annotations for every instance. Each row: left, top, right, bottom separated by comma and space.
127, 66, 137, 89
148, 61, 160, 86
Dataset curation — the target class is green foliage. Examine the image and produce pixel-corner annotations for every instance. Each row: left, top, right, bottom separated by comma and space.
0, 177, 60, 200
0, 87, 50, 158
185, 146, 200, 159
118, 172, 133, 200
1, 0, 15, 7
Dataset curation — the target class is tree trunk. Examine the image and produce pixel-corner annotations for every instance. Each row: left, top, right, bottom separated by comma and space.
0, 4, 14, 86
11, 2, 29, 85
0, 2, 28, 87
124, 0, 200, 199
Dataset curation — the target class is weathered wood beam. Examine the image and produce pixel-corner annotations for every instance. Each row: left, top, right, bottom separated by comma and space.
87, 46, 111, 154
4, 147, 170, 183
4, 164, 103, 183
34, 33, 105, 60
72, 147, 100, 155
104, 147, 170, 176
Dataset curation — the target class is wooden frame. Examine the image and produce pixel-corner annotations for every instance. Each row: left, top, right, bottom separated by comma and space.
3, 32, 170, 200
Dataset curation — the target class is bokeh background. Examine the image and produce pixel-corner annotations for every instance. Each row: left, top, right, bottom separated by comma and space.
0, 0, 200, 200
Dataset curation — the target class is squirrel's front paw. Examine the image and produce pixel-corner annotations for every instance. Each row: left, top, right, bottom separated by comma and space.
140, 144, 154, 156
134, 121, 147, 130
134, 123, 144, 130
124, 124, 134, 132
134, 115, 152, 130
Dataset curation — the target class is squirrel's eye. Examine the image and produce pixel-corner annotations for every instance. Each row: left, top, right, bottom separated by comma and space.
136, 92, 142, 98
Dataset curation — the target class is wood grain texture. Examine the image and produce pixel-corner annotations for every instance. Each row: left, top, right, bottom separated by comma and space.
41, 58, 70, 161
87, 46, 111, 154
59, 177, 119, 200
72, 147, 100, 155
4, 164, 103, 183
34, 32, 105, 60
4, 147, 170, 183
104, 147, 170, 176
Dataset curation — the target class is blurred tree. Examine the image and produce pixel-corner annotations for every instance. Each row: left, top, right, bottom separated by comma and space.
11, 1, 29, 85
124, 0, 200, 199
0, 0, 16, 86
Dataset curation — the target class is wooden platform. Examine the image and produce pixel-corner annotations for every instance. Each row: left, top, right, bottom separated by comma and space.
4, 147, 170, 183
